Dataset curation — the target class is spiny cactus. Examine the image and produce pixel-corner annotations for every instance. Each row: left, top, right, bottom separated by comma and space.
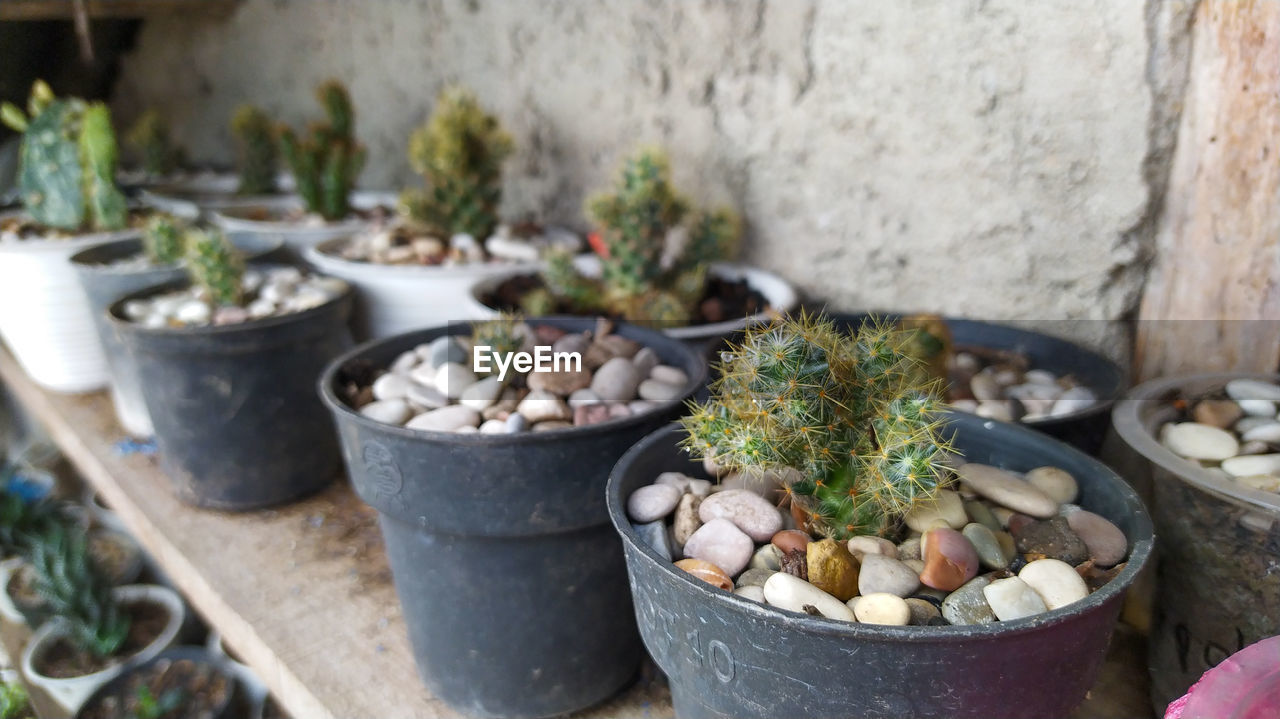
141, 214, 186, 266
681, 313, 954, 539
470, 313, 525, 377
231, 105, 279, 196
0, 80, 128, 232
898, 314, 953, 387
401, 87, 513, 240
534, 148, 741, 324
185, 229, 244, 307
278, 81, 366, 221
27, 523, 129, 659
125, 109, 182, 177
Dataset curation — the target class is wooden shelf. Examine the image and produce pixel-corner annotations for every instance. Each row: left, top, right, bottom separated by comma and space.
0, 346, 1152, 718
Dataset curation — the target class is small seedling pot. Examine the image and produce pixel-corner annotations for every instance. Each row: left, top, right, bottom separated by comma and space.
466, 256, 800, 345
21, 584, 185, 714
831, 313, 1126, 455
70, 234, 284, 437
304, 236, 539, 340
108, 273, 353, 510
0, 212, 141, 393
1111, 372, 1280, 713
72, 646, 242, 719
607, 414, 1153, 719
208, 191, 395, 260
318, 317, 709, 719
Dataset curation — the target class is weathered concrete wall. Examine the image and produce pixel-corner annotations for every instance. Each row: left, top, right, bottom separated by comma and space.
112, 0, 1193, 344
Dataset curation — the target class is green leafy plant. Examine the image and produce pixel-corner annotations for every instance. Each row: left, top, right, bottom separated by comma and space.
0, 681, 31, 719
231, 104, 278, 196
141, 214, 186, 266
184, 229, 244, 307
27, 523, 130, 659
125, 109, 183, 177
278, 81, 366, 221
0, 80, 128, 233
131, 684, 184, 719
680, 312, 954, 539
523, 147, 740, 324
399, 86, 513, 240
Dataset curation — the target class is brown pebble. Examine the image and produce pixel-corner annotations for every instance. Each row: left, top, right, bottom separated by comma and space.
1193, 399, 1244, 429
674, 559, 732, 591
771, 529, 812, 555
805, 539, 860, 601
673, 494, 704, 546
780, 549, 808, 581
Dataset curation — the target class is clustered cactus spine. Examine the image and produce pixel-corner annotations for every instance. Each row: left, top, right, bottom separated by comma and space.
0, 80, 128, 232
278, 81, 366, 221
141, 214, 186, 266
125, 109, 183, 177
27, 523, 130, 659
401, 87, 513, 240
470, 313, 525, 377
231, 105, 279, 196
525, 147, 741, 325
681, 313, 954, 539
185, 229, 244, 307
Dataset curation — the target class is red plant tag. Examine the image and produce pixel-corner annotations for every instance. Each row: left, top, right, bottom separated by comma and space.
587, 231, 608, 258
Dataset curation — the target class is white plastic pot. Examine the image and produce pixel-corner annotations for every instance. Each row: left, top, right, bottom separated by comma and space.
209, 191, 395, 258
304, 237, 539, 340
138, 171, 296, 220
0, 558, 30, 628
0, 215, 141, 393
466, 255, 799, 341
21, 584, 185, 713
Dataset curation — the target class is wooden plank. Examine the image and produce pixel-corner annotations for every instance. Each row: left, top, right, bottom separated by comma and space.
0, 347, 673, 719
0, 0, 237, 21
1135, 0, 1280, 381
0, 346, 1150, 717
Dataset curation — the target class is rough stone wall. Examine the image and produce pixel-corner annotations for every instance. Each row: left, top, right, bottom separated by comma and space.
112, 0, 1194, 349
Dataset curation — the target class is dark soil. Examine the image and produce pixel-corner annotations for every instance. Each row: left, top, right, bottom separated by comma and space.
261, 695, 291, 719
35, 599, 170, 679
482, 273, 768, 326
77, 655, 234, 719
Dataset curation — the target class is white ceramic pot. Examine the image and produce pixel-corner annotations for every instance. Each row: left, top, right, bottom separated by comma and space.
21, 584, 185, 713
138, 171, 296, 220
0, 216, 141, 393
304, 237, 539, 340
209, 190, 395, 258
465, 255, 799, 341
0, 558, 29, 629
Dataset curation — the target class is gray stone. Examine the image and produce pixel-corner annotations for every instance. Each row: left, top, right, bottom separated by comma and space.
749, 543, 783, 571
698, 489, 784, 542
503, 413, 528, 433
962, 522, 1008, 570
590, 357, 642, 401
857, 554, 920, 597
673, 492, 704, 545
940, 575, 996, 625
957, 463, 1060, 517
683, 518, 754, 577
627, 483, 682, 522
458, 376, 503, 410
632, 346, 660, 377
429, 335, 467, 367
735, 567, 776, 589
632, 520, 671, 561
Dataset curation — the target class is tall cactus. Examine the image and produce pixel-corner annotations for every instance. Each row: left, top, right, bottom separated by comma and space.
533, 147, 741, 324
0, 81, 127, 232
231, 105, 279, 196
681, 313, 954, 539
185, 229, 244, 307
278, 81, 366, 221
141, 214, 186, 266
401, 86, 513, 239
27, 523, 130, 659
125, 109, 182, 177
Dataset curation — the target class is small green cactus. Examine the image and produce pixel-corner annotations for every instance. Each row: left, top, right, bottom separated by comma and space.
185, 229, 244, 307
27, 523, 130, 659
532, 147, 741, 324
278, 81, 366, 220
681, 313, 954, 539
401, 87, 513, 240
231, 104, 279, 196
141, 214, 186, 266
0, 680, 30, 719
125, 109, 183, 177
470, 313, 525, 376
1, 81, 128, 233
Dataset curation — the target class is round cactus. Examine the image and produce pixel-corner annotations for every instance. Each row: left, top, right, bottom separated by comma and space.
681, 312, 954, 539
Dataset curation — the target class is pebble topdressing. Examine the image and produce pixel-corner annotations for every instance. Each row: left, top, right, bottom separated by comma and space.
1160, 378, 1280, 495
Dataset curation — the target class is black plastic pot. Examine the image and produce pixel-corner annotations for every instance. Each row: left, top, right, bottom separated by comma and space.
109, 274, 352, 510
73, 646, 242, 719
829, 313, 1126, 455
318, 317, 709, 719
608, 413, 1153, 719
70, 233, 286, 437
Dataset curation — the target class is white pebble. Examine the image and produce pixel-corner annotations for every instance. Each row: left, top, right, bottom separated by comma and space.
1019, 558, 1088, 610
175, 300, 211, 325
1162, 422, 1240, 461
762, 573, 855, 622
433, 362, 477, 399
982, 576, 1048, 621
372, 373, 411, 401
852, 592, 911, 625
1238, 399, 1277, 417
1221, 454, 1280, 478
359, 399, 411, 425
649, 365, 688, 387
1225, 379, 1280, 402
405, 405, 481, 433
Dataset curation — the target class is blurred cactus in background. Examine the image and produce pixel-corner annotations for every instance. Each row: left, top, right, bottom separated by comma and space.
400, 86, 513, 240
278, 81, 366, 220
231, 105, 279, 196
27, 523, 130, 659
681, 313, 954, 539
125, 109, 184, 177
185, 229, 244, 307
141, 214, 186, 266
0, 80, 128, 233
